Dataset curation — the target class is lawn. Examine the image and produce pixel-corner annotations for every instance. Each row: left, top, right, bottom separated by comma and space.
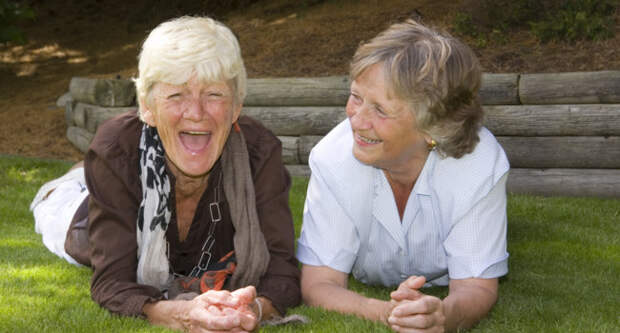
1, 155, 618, 332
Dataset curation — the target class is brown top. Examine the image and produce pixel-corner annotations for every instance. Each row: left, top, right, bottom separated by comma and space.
77, 111, 300, 317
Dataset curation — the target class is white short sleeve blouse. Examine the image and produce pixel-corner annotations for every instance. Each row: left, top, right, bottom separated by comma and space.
296, 119, 510, 286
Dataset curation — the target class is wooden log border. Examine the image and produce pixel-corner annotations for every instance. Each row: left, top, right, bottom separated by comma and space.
66, 126, 94, 153
497, 136, 620, 169
519, 71, 620, 104
484, 104, 620, 136
245, 76, 351, 106
242, 106, 346, 136
244, 73, 521, 106
284, 166, 620, 198
64, 71, 620, 198
478, 73, 519, 105
75, 102, 620, 137
65, 71, 620, 109
276, 135, 620, 170
507, 168, 620, 198
244, 104, 620, 137
69, 77, 136, 107
69, 103, 136, 134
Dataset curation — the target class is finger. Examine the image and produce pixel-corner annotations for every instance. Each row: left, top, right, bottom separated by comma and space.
391, 276, 426, 302
221, 306, 238, 316
204, 313, 240, 331
389, 312, 436, 330
231, 286, 256, 305
390, 286, 422, 302
390, 324, 413, 333
402, 275, 426, 290
219, 306, 257, 332
391, 296, 441, 317
200, 290, 238, 307
190, 306, 241, 331
390, 323, 432, 333
238, 309, 259, 331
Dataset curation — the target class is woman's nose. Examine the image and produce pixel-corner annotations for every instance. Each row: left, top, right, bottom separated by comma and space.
183, 97, 205, 121
347, 103, 371, 130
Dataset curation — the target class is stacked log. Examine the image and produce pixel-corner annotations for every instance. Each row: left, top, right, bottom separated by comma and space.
65, 77, 137, 153
65, 72, 620, 197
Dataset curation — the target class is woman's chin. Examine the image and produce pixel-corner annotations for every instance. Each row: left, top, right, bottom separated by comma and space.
169, 153, 215, 179
352, 148, 377, 167
177, 164, 212, 178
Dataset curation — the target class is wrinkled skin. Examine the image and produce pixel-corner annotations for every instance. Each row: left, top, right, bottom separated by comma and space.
182, 286, 259, 333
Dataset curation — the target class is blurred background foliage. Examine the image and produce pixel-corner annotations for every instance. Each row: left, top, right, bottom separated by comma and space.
453, 0, 617, 46
0, 0, 35, 44
4, 0, 616, 46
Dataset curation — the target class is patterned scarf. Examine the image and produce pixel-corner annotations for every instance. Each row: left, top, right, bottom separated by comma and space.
136, 123, 270, 292
137, 125, 172, 289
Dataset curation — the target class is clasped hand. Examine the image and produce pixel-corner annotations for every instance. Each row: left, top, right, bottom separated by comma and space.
387, 276, 446, 333
183, 286, 258, 333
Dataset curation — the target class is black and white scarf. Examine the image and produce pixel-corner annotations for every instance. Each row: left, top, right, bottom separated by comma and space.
137, 125, 172, 289
136, 124, 270, 292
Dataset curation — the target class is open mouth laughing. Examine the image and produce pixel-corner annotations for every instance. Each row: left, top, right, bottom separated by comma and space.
179, 131, 211, 154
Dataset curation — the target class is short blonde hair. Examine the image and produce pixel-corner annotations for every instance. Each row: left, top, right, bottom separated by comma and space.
351, 19, 483, 158
135, 16, 247, 119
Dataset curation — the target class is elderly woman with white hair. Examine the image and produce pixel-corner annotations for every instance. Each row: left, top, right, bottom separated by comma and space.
297, 20, 510, 332
31, 16, 300, 332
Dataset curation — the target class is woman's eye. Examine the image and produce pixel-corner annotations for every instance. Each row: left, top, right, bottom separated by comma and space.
204, 91, 225, 99
350, 93, 361, 104
167, 93, 182, 99
374, 105, 388, 118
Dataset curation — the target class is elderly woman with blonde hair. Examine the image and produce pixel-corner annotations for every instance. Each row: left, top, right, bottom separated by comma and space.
31, 16, 300, 332
297, 20, 509, 332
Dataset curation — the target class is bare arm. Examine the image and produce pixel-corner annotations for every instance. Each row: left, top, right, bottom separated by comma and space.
301, 265, 393, 323
389, 276, 498, 332
443, 278, 498, 331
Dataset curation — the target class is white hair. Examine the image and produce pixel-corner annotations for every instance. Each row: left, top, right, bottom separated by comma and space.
135, 16, 247, 120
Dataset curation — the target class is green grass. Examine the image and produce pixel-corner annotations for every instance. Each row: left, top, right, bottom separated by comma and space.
1, 154, 619, 332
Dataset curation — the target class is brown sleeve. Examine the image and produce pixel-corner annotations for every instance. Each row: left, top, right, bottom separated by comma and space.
241, 116, 302, 314
84, 113, 164, 317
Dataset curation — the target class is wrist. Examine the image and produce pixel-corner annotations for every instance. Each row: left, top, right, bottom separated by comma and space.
144, 299, 191, 331
366, 297, 393, 325
380, 302, 391, 326
251, 297, 263, 322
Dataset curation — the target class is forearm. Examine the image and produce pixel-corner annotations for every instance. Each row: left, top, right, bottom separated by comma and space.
143, 299, 191, 331
303, 281, 392, 323
442, 281, 498, 332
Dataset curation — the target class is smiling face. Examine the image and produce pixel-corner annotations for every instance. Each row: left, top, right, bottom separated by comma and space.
346, 63, 430, 174
141, 76, 241, 178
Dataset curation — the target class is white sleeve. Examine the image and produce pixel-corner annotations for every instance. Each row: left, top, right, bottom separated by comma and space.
443, 172, 509, 279
32, 167, 88, 266
296, 160, 360, 274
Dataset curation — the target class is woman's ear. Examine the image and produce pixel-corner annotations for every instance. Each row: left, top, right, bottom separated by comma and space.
140, 97, 156, 127
424, 134, 437, 151
422, 133, 432, 146
231, 102, 243, 124
422, 133, 437, 151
